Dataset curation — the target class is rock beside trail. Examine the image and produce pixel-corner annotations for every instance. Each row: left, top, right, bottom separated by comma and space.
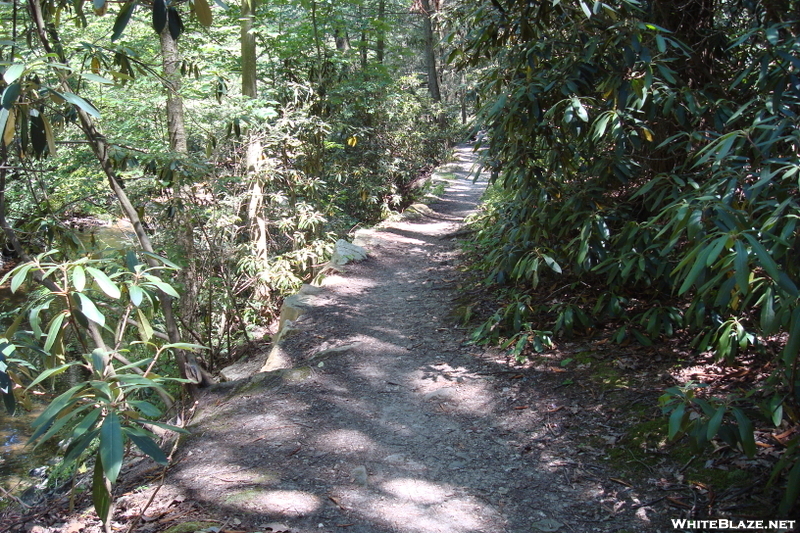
330, 239, 368, 266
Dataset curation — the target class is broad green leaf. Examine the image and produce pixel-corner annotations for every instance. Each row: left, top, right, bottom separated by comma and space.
129, 400, 161, 418
147, 279, 180, 298
53, 90, 101, 118
73, 266, 86, 292
10, 263, 33, 293
760, 286, 778, 334
91, 349, 107, 374
136, 308, 153, 342
3, 64, 24, 84
63, 428, 100, 464
140, 251, 180, 269
93, 453, 113, 525
33, 403, 92, 449
733, 239, 749, 295
129, 284, 144, 307
731, 407, 756, 458
43, 312, 68, 354
77, 293, 105, 326
86, 267, 121, 299
783, 307, 800, 367
668, 403, 686, 439
72, 406, 102, 439
678, 245, 711, 295
125, 429, 168, 464
707, 406, 726, 441
153, 0, 167, 33
100, 411, 124, 484
26, 361, 80, 391
742, 232, 780, 280
112, 1, 138, 41
2, 82, 21, 109
768, 396, 783, 427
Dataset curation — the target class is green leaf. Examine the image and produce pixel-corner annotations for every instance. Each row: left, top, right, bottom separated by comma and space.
72, 406, 102, 439
93, 453, 113, 525
43, 312, 68, 354
147, 279, 179, 298
1, 83, 20, 112
140, 251, 180, 269
136, 308, 153, 342
125, 429, 168, 464
766, 26, 780, 45
100, 411, 124, 484
91, 349, 107, 374
731, 407, 756, 458
10, 263, 33, 293
63, 427, 100, 464
52, 90, 101, 118
112, 1, 138, 41
668, 403, 686, 440
33, 403, 93, 449
153, 0, 167, 34
783, 307, 800, 367
678, 245, 711, 295
743, 232, 780, 280
707, 405, 726, 441
77, 293, 105, 326
733, 239, 749, 295
26, 362, 80, 391
3, 64, 24, 84
760, 287, 778, 335
129, 400, 161, 418
86, 266, 121, 299
73, 265, 86, 292
129, 284, 144, 307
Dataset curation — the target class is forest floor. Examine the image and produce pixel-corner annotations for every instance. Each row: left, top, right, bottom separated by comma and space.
3, 145, 779, 533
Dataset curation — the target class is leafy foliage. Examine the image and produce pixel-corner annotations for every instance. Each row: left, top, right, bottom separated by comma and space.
452, 0, 800, 514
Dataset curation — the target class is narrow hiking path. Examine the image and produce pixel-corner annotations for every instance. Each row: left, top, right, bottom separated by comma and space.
111, 146, 671, 533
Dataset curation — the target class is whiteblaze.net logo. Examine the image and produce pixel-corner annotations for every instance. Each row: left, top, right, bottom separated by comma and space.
671, 518, 796, 530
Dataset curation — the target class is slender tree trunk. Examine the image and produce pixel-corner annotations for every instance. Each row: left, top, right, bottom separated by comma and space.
419, 0, 441, 102
376, 0, 386, 63
241, 0, 258, 98
159, 28, 188, 153
359, 3, 367, 70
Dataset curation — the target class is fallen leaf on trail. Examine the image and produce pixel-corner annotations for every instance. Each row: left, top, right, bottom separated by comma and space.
513, 405, 529, 410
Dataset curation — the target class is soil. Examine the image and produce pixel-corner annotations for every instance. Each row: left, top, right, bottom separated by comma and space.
2, 145, 778, 533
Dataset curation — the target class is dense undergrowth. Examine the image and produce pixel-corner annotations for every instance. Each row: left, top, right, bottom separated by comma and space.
451, 0, 800, 515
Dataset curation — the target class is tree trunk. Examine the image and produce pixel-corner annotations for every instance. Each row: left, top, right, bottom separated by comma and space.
376, 0, 386, 63
241, 0, 258, 98
419, 0, 441, 102
159, 28, 188, 153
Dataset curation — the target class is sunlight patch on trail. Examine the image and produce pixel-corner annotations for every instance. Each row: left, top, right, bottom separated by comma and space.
315, 429, 379, 454
335, 485, 497, 533
224, 489, 321, 516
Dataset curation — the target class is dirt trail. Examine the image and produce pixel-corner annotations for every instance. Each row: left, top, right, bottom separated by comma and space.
144, 145, 664, 533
